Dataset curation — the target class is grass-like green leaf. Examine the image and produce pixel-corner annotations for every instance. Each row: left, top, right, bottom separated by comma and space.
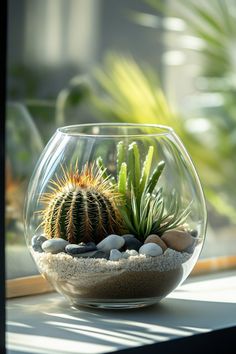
127, 142, 141, 195
121, 210, 136, 234
118, 162, 127, 195
96, 157, 109, 180
96, 157, 116, 184
117, 141, 125, 173
127, 144, 135, 190
140, 145, 154, 195
146, 160, 165, 194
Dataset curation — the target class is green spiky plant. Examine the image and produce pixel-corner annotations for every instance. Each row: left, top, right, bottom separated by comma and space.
145, 0, 236, 222
40, 163, 124, 244
97, 141, 192, 241
91, 53, 236, 222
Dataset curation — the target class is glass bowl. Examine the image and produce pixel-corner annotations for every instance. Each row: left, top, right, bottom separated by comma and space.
24, 123, 207, 309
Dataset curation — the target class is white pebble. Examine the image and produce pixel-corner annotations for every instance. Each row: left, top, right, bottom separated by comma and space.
122, 250, 139, 259
109, 249, 122, 261
122, 251, 129, 259
128, 249, 139, 257
97, 234, 125, 252
139, 243, 163, 257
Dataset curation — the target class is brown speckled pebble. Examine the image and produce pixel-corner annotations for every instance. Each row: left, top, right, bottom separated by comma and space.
161, 230, 195, 252
144, 234, 167, 251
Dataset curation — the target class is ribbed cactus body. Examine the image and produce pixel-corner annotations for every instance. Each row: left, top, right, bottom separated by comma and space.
40, 163, 122, 244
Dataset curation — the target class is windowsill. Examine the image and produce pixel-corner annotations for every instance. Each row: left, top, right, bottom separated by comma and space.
6, 270, 236, 354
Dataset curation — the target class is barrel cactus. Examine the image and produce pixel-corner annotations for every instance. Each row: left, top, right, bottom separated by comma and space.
40, 163, 123, 244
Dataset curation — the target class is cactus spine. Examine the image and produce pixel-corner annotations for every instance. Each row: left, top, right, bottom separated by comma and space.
40, 163, 123, 244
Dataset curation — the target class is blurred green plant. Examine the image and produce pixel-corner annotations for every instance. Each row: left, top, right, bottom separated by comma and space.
144, 0, 236, 221
52, 0, 236, 224
6, 103, 44, 244
55, 75, 91, 126
144, 0, 236, 135
90, 53, 236, 222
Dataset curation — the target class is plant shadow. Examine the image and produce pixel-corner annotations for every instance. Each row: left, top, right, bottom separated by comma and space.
6, 288, 236, 354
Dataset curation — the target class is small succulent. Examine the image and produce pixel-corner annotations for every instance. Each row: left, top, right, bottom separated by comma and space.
98, 141, 192, 241
39, 162, 123, 244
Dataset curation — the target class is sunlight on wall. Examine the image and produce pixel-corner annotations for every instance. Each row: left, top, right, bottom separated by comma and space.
23, 0, 99, 69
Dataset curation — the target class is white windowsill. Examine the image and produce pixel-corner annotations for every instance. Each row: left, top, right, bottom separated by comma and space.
6, 270, 236, 354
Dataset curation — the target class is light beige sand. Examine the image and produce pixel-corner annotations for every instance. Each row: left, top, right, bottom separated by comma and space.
49, 268, 183, 300
34, 248, 191, 301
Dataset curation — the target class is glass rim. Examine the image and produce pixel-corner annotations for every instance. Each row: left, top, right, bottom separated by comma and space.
57, 123, 174, 138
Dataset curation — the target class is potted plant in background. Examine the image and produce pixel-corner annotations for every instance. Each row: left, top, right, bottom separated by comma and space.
6, 102, 43, 279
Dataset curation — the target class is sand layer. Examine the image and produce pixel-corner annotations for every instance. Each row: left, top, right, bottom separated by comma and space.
48, 268, 183, 300
34, 248, 191, 302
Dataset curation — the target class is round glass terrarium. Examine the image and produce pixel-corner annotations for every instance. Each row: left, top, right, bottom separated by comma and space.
24, 123, 207, 309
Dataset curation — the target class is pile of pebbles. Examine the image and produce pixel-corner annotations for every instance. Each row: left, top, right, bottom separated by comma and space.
32, 229, 198, 261
32, 231, 198, 302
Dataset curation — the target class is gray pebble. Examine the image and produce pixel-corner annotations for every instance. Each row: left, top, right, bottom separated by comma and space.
121, 251, 130, 259
92, 251, 110, 260
124, 249, 139, 258
65, 243, 97, 255
109, 249, 122, 261
32, 234, 47, 246
97, 234, 125, 252
32, 244, 44, 253
86, 242, 96, 248
139, 243, 163, 257
122, 235, 142, 251
122, 234, 135, 239
190, 229, 198, 237
72, 250, 97, 258
42, 238, 69, 254
122, 249, 139, 259
32, 235, 48, 252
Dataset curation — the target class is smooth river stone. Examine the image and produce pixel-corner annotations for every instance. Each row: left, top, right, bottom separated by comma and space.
190, 229, 198, 237
97, 234, 125, 252
161, 230, 195, 252
92, 251, 110, 260
122, 249, 139, 259
86, 242, 96, 248
72, 250, 97, 258
122, 234, 143, 251
139, 243, 163, 257
42, 238, 69, 254
109, 249, 122, 261
32, 235, 47, 252
65, 243, 97, 255
144, 234, 167, 251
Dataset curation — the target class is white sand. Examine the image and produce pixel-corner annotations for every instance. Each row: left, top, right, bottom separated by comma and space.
33, 248, 191, 281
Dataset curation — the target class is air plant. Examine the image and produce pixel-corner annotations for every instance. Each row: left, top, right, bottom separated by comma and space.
97, 141, 192, 241
39, 163, 124, 244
